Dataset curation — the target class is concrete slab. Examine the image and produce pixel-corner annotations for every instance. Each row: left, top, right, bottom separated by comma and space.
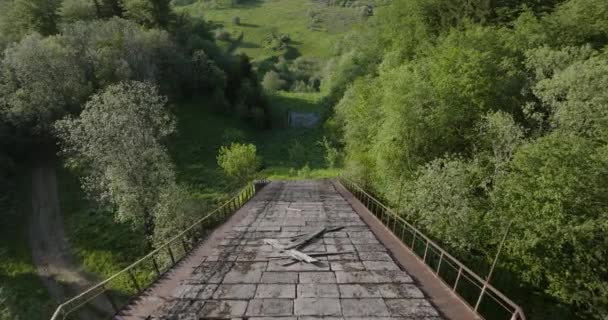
340, 298, 390, 317
255, 284, 296, 298
294, 298, 341, 316
297, 284, 340, 298
245, 299, 294, 317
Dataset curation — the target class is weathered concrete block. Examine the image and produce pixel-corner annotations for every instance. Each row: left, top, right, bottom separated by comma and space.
358, 252, 393, 261
362, 261, 400, 271
212, 284, 257, 299
338, 284, 382, 298
384, 298, 440, 317
223, 262, 267, 283
297, 283, 340, 298
294, 298, 341, 316
329, 261, 365, 271
261, 271, 298, 283
378, 283, 425, 299
198, 300, 248, 318
245, 299, 294, 317
340, 298, 390, 317
255, 284, 296, 299
354, 244, 387, 252
299, 272, 337, 283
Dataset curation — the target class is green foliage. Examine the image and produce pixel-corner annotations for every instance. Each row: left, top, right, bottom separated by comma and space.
215, 29, 231, 41
217, 142, 261, 183
530, 49, 608, 142
0, 0, 60, 42
494, 133, 608, 317
58, 0, 97, 24
221, 128, 247, 145
261, 70, 286, 92
55, 81, 176, 235
477, 111, 525, 177
191, 49, 227, 92
330, 0, 608, 318
297, 163, 312, 178
151, 185, 202, 245
400, 157, 491, 254
317, 136, 340, 168
124, 0, 173, 28
0, 33, 91, 134
287, 140, 309, 166
60, 18, 180, 92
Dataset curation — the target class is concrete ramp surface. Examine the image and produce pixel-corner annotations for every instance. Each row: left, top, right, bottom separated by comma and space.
118, 180, 445, 319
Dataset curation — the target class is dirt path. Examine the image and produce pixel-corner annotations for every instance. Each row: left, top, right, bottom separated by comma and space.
29, 158, 112, 318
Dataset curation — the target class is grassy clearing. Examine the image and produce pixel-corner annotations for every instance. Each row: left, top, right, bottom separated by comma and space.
174, 92, 336, 181
0, 170, 52, 320
176, 0, 363, 61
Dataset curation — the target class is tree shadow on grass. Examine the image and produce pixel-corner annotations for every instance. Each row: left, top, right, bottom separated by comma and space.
239, 41, 261, 49
210, 0, 264, 11
282, 46, 301, 60
238, 22, 260, 28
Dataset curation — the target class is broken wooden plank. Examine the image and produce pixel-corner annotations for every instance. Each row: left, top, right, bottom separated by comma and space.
289, 226, 345, 242
283, 227, 326, 250
267, 251, 355, 259
264, 239, 286, 251
286, 249, 318, 263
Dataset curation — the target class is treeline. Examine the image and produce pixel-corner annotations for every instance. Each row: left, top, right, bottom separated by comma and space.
0, 0, 270, 277
324, 0, 608, 319
0, 0, 271, 316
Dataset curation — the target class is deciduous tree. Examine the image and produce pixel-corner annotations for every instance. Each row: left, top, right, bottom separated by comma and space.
55, 81, 176, 235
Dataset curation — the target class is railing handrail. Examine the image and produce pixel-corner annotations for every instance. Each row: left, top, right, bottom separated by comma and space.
50, 182, 259, 320
338, 176, 525, 320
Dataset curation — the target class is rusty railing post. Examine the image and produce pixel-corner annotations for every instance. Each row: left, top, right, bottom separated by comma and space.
128, 270, 142, 293
167, 246, 175, 265
152, 256, 161, 276
436, 251, 444, 274
181, 237, 189, 253
453, 266, 463, 291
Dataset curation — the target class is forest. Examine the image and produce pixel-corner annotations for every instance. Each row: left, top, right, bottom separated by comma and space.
0, 0, 606, 319
324, 0, 608, 319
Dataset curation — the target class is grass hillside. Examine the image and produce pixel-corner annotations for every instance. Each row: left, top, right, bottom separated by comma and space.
176, 0, 366, 61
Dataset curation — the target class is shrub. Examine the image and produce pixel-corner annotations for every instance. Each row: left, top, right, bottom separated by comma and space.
217, 143, 261, 183
232, 16, 241, 25
279, 33, 291, 43
59, 0, 97, 23
297, 163, 312, 178
261, 71, 286, 92
215, 29, 231, 41
290, 80, 316, 93
318, 137, 341, 168
288, 140, 308, 165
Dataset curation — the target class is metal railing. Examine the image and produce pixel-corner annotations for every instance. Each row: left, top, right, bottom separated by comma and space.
339, 177, 525, 320
50, 182, 259, 320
